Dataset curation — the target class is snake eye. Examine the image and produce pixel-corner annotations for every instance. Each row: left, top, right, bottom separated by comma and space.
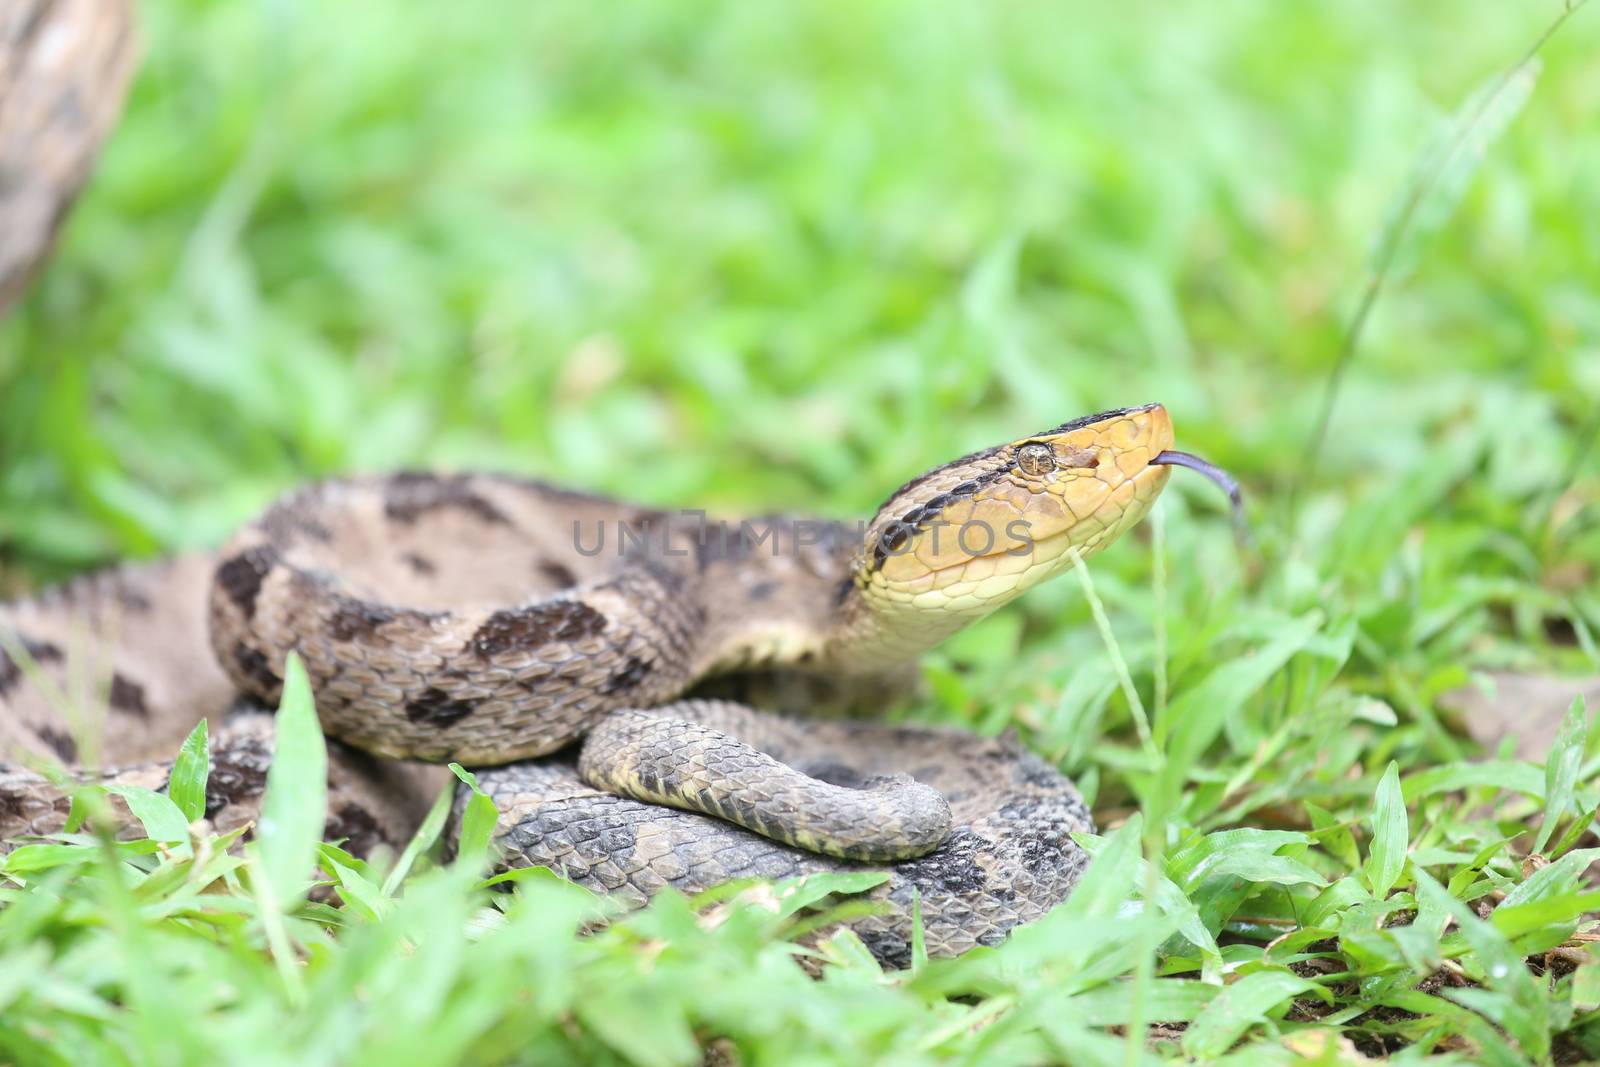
1016, 442, 1056, 476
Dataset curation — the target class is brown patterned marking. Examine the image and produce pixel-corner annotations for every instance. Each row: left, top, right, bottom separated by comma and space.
215, 546, 279, 621
203, 736, 272, 817
233, 645, 281, 694
871, 406, 1148, 514
869, 470, 1010, 573
116, 587, 153, 612
324, 802, 386, 858
901, 829, 991, 894
384, 472, 512, 526
0, 791, 20, 825
262, 507, 334, 545
0, 788, 71, 825
0, 636, 63, 695
469, 600, 607, 659
634, 557, 687, 595
693, 520, 758, 568
537, 560, 577, 588
36, 727, 77, 762
328, 597, 396, 642
402, 553, 436, 576
1011, 753, 1065, 789
600, 655, 652, 696
404, 686, 479, 728
108, 674, 148, 718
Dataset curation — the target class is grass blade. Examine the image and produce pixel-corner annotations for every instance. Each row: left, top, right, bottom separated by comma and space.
320, 845, 393, 921
1064, 817, 1144, 921
1535, 696, 1588, 854
1181, 970, 1330, 1059
167, 719, 210, 824
1293, 2, 1579, 516
1160, 614, 1321, 774
1068, 547, 1152, 754
255, 653, 327, 907
449, 763, 498, 868
1365, 761, 1408, 899
1414, 870, 1552, 1061
380, 777, 456, 895
103, 785, 190, 844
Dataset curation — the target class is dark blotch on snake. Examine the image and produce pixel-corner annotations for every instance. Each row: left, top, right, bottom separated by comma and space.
108, 674, 148, 717
537, 560, 577, 588
233, 645, 281, 694
0, 789, 70, 826
404, 686, 479, 728
600, 655, 652, 696
470, 601, 607, 658
401, 552, 436, 576
384, 472, 512, 526
0, 637, 63, 695
325, 802, 385, 857
1012, 753, 1066, 789
37, 727, 77, 762
216, 546, 279, 622
857, 929, 914, 971
202, 736, 273, 817
262, 508, 333, 545
115, 587, 153, 612
328, 597, 396, 642
903, 829, 991, 895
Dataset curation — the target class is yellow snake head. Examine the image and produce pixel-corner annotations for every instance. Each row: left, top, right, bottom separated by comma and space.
838, 404, 1183, 663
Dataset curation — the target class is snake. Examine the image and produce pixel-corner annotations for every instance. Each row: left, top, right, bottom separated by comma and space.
0, 403, 1235, 964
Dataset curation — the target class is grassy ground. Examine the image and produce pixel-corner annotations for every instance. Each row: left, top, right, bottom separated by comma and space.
2, 0, 1600, 1063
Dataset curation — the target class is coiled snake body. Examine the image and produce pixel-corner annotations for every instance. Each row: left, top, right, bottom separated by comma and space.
0, 405, 1197, 963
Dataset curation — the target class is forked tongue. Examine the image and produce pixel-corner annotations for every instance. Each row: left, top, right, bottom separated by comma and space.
1151, 451, 1248, 539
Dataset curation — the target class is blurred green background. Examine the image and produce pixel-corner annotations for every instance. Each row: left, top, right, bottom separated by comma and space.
1, 0, 1596, 656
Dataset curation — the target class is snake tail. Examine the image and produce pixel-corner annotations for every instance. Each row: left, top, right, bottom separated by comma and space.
578, 704, 952, 861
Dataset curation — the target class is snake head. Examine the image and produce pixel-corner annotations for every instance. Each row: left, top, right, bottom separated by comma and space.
854, 404, 1175, 623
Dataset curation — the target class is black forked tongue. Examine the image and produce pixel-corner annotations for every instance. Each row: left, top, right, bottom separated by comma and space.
1152, 451, 1240, 507
1151, 451, 1248, 538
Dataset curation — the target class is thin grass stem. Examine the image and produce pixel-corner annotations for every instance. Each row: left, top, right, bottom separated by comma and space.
1292, 0, 1590, 529
1069, 547, 1156, 759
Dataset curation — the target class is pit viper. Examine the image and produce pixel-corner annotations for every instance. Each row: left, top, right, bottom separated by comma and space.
0, 403, 1233, 964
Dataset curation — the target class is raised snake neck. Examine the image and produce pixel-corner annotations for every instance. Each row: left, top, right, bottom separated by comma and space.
1, 405, 1179, 956
207, 403, 1174, 766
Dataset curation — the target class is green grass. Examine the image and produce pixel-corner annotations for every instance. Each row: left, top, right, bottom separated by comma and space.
3, 0, 1600, 1062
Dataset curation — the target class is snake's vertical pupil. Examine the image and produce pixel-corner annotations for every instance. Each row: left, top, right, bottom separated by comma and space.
1017, 442, 1056, 476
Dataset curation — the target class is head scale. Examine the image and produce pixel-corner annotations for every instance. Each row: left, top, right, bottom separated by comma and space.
843, 405, 1174, 657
